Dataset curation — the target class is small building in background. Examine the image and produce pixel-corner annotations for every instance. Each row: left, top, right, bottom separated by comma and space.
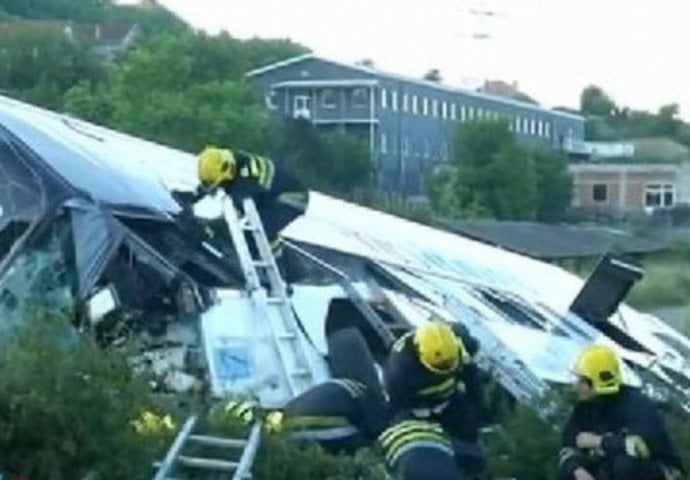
570, 163, 682, 215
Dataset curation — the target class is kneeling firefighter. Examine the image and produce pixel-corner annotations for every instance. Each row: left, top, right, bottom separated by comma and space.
558, 344, 685, 480
380, 318, 491, 480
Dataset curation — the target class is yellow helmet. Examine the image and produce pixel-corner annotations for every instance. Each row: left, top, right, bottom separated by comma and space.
198, 147, 236, 188
573, 344, 622, 395
414, 321, 464, 374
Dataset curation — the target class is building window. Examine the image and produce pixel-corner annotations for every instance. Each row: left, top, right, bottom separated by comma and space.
461, 105, 467, 122
645, 184, 675, 208
468, 106, 474, 120
451, 103, 457, 120
545, 122, 551, 138
402, 93, 409, 112
537, 120, 543, 136
515, 116, 521, 133
432, 99, 439, 117
477, 108, 484, 119
391, 90, 398, 111
522, 118, 530, 134
412, 95, 419, 114
530, 119, 537, 135
422, 97, 429, 116
441, 101, 448, 119
592, 184, 608, 203
381, 133, 388, 154
321, 88, 337, 109
352, 88, 369, 108
265, 89, 278, 110
381, 88, 387, 109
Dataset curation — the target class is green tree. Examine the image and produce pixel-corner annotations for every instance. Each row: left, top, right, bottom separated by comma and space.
270, 119, 373, 195
429, 120, 539, 220
531, 147, 573, 222
63, 79, 113, 125
0, 21, 106, 108
657, 103, 681, 136
321, 129, 374, 193
62, 30, 308, 152
241, 36, 310, 71
0, 0, 186, 31
580, 85, 617, 117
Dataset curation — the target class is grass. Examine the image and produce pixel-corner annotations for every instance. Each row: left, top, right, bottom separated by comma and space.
626, 258, 690, 308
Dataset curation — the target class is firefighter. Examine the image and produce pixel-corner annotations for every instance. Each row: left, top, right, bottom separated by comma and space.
173, 147, 307, 284
557, 344, 685, 480
219, 378, 387, 455
380, 318, 491, 480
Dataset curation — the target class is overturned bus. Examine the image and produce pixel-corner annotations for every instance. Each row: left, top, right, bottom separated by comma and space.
1, 93, 689, 415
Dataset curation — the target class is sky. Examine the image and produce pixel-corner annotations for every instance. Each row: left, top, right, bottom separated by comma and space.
135, 0, 690, 120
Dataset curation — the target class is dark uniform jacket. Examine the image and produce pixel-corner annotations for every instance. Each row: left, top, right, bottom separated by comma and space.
559, 386, 684, 477
382, 322, 490, 449
174, 151, 306, 247
383, 322, 480, 412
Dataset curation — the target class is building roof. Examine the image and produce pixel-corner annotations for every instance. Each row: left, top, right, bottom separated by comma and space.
438, 219, 668, 260
246, 53, 584, 121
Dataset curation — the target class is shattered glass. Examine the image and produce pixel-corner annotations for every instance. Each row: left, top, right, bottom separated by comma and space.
0, 217, 76, 338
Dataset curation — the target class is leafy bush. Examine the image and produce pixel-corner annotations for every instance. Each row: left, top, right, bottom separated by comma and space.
0, 309, 172, 479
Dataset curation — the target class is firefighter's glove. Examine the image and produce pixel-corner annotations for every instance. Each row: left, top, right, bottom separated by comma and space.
624, 435, 650, 459
132, 410, 175, 436
264, 411, 284, 434
223, 400, 257, 425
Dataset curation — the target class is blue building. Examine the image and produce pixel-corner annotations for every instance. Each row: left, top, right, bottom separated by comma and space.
247, 54, 585, 195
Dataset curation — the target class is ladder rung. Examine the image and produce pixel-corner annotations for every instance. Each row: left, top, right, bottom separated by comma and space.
252, 260, 271, 268
278, 333, 297, 341
189, 434, 247, 448
177, 456, 239, 471
267, 297, 287, 305
291, 369, 311, 377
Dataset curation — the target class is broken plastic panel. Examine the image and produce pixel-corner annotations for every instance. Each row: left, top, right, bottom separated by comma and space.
569, 253, 644, 324
86, 283, 120, 325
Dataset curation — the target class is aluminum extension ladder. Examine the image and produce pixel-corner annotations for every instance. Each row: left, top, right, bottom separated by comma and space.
220, 194, 317, 398
152, 415, 262, 480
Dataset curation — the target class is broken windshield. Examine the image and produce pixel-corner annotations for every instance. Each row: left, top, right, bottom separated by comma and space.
0, 216, 77, 338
